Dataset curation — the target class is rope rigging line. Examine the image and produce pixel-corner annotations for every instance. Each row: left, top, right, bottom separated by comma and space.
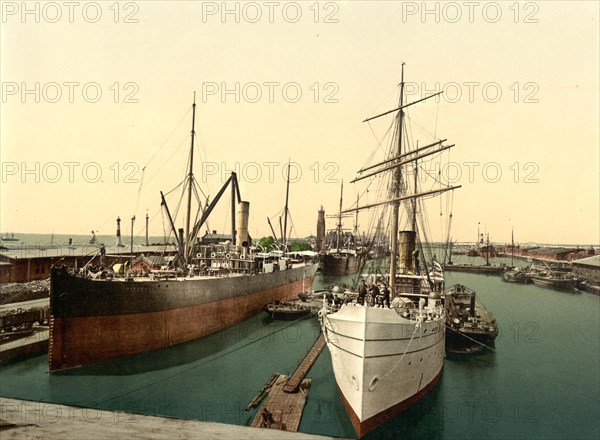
445, 324, 497, 353
192, 178, 208, 202
94, 106, 193, 236
434, 99, 440, 140
162, 180, 185, 198
132, 166, 146, 219
141, 106, 192, 171
364, 120, 395, 170
168, 178, 187, 231
145, 130, 191, 188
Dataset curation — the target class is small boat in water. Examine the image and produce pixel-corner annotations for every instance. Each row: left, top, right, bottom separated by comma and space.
445, 262, 505, 274
444, 284, 498, 353
529, 260, 577, 291
502, 267, 532, 283
263, 292, 322, 319
263, 300, 314, 319
531, 273, 577, 291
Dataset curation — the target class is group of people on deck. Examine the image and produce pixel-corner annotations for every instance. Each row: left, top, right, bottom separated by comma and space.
357, 278, 390, 308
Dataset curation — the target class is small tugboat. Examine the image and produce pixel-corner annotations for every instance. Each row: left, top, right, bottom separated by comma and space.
502, 267, 532, 283
531, 273, 577, 291
502, 230, 531, 283
263, 291, 324, 319
444, 284, 498, 353
529, 260, 577, 291
263, 300, 314, 320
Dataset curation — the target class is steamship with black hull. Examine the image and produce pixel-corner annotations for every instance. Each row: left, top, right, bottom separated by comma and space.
49, 97, 318, 372
321, 66, 460, 437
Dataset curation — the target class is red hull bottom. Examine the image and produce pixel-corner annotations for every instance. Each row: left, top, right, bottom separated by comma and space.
49, 277, 313, 371
339, 367, 443, 438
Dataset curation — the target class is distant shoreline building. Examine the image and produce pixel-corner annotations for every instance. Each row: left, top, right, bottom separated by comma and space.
572, 255, 600, 293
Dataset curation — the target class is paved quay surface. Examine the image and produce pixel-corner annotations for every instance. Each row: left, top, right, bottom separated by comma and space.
0, 398, 345, 440
0, 298, 49, 312
0, 329, 48, 361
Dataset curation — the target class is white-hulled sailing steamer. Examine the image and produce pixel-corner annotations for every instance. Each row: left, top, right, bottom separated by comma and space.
321, 65, 459, 437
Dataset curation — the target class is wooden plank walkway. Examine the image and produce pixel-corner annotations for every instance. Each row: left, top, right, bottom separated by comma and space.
245, 373, 279, 411
283, 334, 326, 393
249, 334, 326, 432
250, 375, 310, 432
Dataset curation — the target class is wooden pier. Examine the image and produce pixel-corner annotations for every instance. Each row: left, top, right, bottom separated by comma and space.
284, 334, 326, 393
248, 334, 326, 432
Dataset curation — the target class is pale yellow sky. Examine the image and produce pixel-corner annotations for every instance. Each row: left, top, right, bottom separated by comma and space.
1, 1, 598, 245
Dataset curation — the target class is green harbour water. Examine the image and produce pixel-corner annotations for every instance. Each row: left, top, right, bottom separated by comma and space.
1, 261, 599, 439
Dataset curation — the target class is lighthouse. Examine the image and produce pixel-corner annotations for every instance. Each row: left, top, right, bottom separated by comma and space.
116, 217, 123, 247
316, 205, 325, 252
145, 211, 149, 246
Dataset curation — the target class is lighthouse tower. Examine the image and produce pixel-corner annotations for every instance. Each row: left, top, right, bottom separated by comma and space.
116, 217, 123, 247
145, 211, 149, 246
316, 206, 326, 252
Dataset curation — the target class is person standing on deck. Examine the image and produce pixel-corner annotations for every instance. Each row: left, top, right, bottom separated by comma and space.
357, 279, 367, 305
382, 285, 390, 308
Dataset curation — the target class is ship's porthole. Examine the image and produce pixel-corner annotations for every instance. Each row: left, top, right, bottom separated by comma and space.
351, 375, 359, 391
368, 376, 380, 392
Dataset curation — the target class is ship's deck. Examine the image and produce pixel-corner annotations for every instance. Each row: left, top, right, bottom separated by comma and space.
87, 263, 314, 282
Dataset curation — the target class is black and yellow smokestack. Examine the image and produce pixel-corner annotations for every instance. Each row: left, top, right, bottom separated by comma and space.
398, 230, 416, 274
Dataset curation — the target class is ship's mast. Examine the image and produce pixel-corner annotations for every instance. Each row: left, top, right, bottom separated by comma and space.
336, 181, 344, 251
345, 67, 458, 292
231, 177, 236, 246
282, 161, 291, 250
412, 159, 418, 232
354, 194, 359, 237
389, 63, 405, 296
184, 93, 197, 267
511, 228, 514, 267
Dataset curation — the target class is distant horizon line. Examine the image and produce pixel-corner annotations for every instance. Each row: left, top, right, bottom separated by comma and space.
1, 231, 598, 248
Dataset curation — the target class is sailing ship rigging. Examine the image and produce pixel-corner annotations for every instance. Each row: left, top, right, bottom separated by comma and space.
320, 65, 459, 437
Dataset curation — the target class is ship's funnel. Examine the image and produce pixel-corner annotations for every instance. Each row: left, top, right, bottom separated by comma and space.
236, 201, 250, 249
178, 228, 184, 254
398, 230, 416, 274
